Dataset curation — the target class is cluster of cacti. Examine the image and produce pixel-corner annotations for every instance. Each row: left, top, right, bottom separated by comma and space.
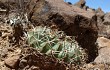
27, 26, 86, 64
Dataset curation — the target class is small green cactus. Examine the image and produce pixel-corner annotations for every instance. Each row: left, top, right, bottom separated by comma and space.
27, 26, 86, 64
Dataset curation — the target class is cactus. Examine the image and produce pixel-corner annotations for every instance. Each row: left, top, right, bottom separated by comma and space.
27, 26, 86, 64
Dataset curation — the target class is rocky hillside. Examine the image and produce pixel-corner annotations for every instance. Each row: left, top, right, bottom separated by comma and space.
0, 0, 110, 70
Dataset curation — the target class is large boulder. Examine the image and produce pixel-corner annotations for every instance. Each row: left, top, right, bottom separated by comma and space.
94, 37, 110, 64
27, 0, 95, 20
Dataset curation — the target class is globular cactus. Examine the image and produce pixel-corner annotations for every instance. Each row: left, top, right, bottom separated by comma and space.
27, 26, 86, 64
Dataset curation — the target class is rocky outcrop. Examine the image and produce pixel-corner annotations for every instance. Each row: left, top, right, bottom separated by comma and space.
1, 0, 110, 69
27, 0, 98, 62
3, 0, 110, 64
96, 11, 110, 38
73, 0, 95, 13
74, 0, 86, 8
96, 8, 104, 24
94, 7, 110, 64
103, 13, 110, 24
96, 8, 104, 15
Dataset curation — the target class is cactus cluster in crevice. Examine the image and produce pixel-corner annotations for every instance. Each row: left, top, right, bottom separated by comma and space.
27, 26, 87, 64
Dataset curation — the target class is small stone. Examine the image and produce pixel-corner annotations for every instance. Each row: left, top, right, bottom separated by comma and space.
30, 66, 40, 70
5, 55, 20, 69
19, 59, 27, 68
87, 64, 94, 68
0, 48, 8, 58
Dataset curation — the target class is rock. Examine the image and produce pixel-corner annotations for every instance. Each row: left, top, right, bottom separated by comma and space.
74, 0, 95, 13
96, 8, 104, 15
103, 13, 110, 24
83, 6, 89, 11
0, 48, 8, 58
19, 59, 27, 68
0, 1, 8, 14
95, 8, 110, 39
96, 8, 104, 26
29, 66, 40, 70
97, 12, 110, 38
95, 37, 110, 64
87, 8, 95, 13
96, 37, 110, 48
28, 0, 95, 20
83, 63, 94, 69
74, 0, 86, 8
83, 63, 110, 70
1, 33, 11, 38
5, 55, 20, 69
94, 48, 110, 64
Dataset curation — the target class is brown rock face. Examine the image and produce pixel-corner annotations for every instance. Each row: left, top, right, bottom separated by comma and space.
27, 0, 98, 62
